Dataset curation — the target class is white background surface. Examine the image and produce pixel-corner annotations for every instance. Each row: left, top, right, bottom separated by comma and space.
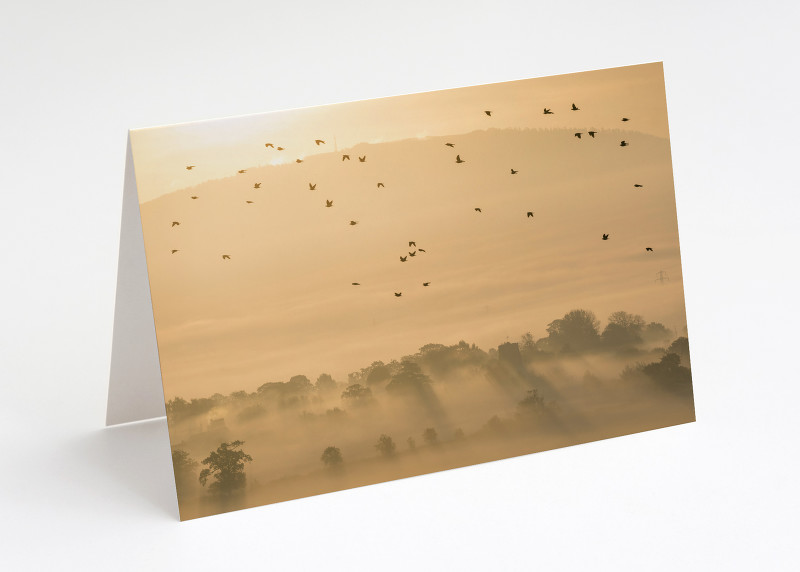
2, 1, 798, 569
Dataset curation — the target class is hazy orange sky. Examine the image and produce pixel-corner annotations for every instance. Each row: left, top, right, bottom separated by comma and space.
132, 63, 670, 203
132, 63, 687, 400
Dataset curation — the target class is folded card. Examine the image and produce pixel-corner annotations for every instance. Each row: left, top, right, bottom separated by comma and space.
109, 62, 694, 520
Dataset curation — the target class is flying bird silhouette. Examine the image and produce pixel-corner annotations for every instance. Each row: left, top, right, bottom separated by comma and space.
527, 212, 534, 218
621, 117, 630, 122
400, 256, 407, 262
309, 183, 316, 190
409, 241, 416, 247
276, 146, 284, 151
409, 251, 416, 257
171, 249, 179, 254
474, 207, 482, 212
511, 168, 518, 174
588, 131, 597, 138
222, 255, 231, 260
485, 110, 492, 116
349, 221, 358, 226
254, 183, 261, 188
571, 103, 580, 111
325, 200, 333, 207
620, 141, 628, 147
646, 247, 653, 252
423, 282, 430, 287
246, 200, 254, 204
377, 182, 385, 188
602, 234, 609, 240
634, 184, 643, 188
171, 221, 180, 227
315, 139, 325, 145
352, 282, 360, 286
342, 154, 350, 161
265, 143, 274, 148
185, 165, 195, 170
456, 155, 465, 163
394, 292, 402, 297
543, 108, 553, 114
191, 196, 198, 199
418, 248, 426, 253
445, 143, 455, 147
296, 158, 303, 163
574, 132, 582, 139
238, 169, 246, 173
359, 156, 366, 162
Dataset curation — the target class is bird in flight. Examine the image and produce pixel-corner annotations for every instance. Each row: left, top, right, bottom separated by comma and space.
602, 234, 609, 240
574, 132, 582, 139
409, 241, 416, 247
400, 256, 407, 262
543, 108, 553, 114
445, 143, 455, 147
634, 184, 643, 188
254, 183, 261, 188
349, 220, 358, 226
377, 182, 385, 188
296, 159, 303, 163
456, 155, 465, 163
511, 168, 518, 174
352, 282, 360, 286
238, 169, 247, 174
359, 156, 366, 162
265, 143, 274, 148
485, 110, 492, 116
342, 154, 350, 161
171, 221, 180, 227
409, 251, 416, 257
171, 249, 179, 254
191, 196, 198, 200
246, 200, 254, 204
475, 207, 482, 212
276, 146, 284, 151
222, 255, 231, 260
186, 165, 195, 170
394, 292, 402, 297
423, 282, 430, 287
418, 248, 426, 253
646, 247, 653, 252
309, 183, 316, 190
621, 117, 630, 122
325, 200, 333, 207
571, 103, 580, 111
588, 131, 597, 138
527, 212, 534, 218
315, 139, 325, 145
620, 141, 628, 147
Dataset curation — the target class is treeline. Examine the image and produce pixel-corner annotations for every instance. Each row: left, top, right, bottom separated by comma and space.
166, 308, 692, 423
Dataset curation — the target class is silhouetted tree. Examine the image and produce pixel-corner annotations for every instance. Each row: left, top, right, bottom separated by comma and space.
666, 337, 691, 368
643, 322, 672, 343
321, 446, 343, 468
543, 309, 601, 352
375, 434, 396, 457
315, 373, 338, 394
642, 352, 692, 393
172, 449, 198, 498
341, 383, 373, 406
407, 437, 416, 450
602, 311, 645, 348
366, 364, 392, 385
386, 361, 433, 397
422, 427, 438, 445
198, 440, 252, 495
287, 375, 313, 392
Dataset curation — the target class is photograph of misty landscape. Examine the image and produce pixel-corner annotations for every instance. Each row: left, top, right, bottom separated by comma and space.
131, 62, 694, 520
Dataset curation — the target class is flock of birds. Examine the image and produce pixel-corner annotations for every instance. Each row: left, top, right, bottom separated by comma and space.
170, 103, 654, 298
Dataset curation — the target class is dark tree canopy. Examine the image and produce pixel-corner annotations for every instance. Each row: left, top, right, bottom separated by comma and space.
642, 352, 692, 393
602, 311, 645, 348
544, 309, 601, 352
172, 449, 198, 497
667, 337, 691, 368
315, 373, 338, 394
375, 434, 396, 457
422, 427, 438, 445
385, 361, 433, 397
198, 440, 253, 495
341, 383, 373, 405
321, 446, 343, 467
